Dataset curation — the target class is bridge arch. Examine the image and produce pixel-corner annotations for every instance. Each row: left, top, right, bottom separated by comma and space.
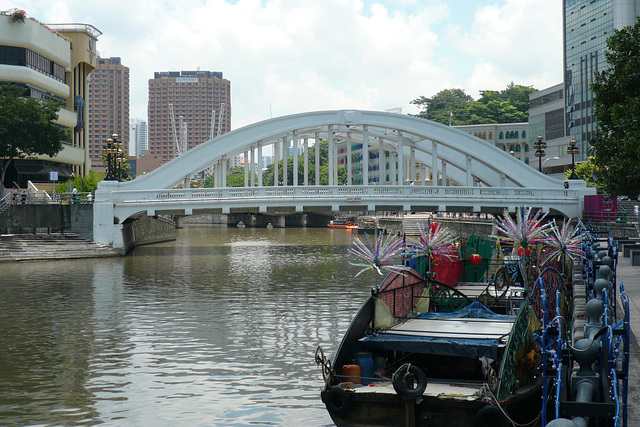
94, 110, 594, 249
116, 110, 561, 190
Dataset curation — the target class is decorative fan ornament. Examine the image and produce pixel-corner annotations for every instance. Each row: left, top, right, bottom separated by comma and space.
409, 222, 459, 261
541, 218, 584, 266
348, 232, 408, 277
492, 206, 554, 252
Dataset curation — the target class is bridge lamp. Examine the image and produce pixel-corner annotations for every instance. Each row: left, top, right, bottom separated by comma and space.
102, 136, 115, 181
112, 133, 124, 181
567, 139, 579, 179
534, 135, 547, 172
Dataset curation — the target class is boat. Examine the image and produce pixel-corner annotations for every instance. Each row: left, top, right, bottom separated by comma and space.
315, 211, 584, 427
316, 264, 556, 426
328, 218, 358, 230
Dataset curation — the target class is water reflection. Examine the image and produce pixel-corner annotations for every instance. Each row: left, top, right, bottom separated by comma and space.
0, 226, 373, 426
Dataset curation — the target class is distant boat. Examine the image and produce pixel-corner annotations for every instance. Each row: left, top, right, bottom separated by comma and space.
328, 219, 358, 230
237, 221, 246, 228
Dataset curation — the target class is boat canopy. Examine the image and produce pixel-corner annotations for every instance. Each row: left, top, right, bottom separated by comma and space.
361, 302, 515, 359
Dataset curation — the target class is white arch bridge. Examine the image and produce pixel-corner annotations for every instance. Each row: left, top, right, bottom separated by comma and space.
94, 110, 595, 249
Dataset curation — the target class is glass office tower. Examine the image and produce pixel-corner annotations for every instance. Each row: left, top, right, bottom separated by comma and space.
563, 0, 638, 160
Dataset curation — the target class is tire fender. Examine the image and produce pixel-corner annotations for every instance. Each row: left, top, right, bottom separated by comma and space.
325, 386, 351, 416
392, 364, 427, 399
474, 404, 509, 427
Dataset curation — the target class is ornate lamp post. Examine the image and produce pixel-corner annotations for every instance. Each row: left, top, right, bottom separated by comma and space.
102, 136, 115, 180
534, 135, 546, 172
102, 133, 125, 181
567, 139, 579, 179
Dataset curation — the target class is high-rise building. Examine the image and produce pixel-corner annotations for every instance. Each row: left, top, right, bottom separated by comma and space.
147, 70, 231, 167
528, 84, 571, 178
130, 118, 148, 157
87, 57, 130, 173
563, 0, 639, 160
0, 12, 100, 187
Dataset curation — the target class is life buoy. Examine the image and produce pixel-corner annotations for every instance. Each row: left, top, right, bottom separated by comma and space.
474, 404, 509, 427
392, 364, 427, 399
325, 386, 351, 415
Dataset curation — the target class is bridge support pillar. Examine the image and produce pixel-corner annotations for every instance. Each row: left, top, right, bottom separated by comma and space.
274, 215, 286, 228
175, 215, 185, 229
92, 194, 125, 253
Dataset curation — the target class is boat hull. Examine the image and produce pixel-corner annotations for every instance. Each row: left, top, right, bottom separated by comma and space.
322, 381, 541, 427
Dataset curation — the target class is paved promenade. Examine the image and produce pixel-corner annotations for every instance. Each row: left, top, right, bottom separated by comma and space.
613, 254, 640, 425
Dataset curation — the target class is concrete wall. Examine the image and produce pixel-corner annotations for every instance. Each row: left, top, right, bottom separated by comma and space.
436, 219, 495, 240
121, 216, 176, 253
0, 204, 94, 239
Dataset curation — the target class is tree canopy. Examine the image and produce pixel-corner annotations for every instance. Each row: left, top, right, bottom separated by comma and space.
0, 83, 69, 192
590, 17, 640, 197
410, 83, 537, 126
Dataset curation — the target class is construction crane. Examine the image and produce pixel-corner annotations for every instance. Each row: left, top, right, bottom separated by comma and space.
204, 103, 227, 178
216, 103, 226, 137
169, 103, 187, 157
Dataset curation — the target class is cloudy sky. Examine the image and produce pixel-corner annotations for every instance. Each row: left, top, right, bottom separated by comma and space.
3, 0, 563, 129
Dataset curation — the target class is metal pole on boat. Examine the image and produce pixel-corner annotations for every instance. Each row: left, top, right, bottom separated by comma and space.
404, 400, 416, 427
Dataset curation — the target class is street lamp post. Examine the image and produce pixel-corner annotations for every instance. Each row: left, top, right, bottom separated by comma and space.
567, 139, 579, 179
534, 135, 547, 172
102, 133, 125, 181
102, 136, 115, 180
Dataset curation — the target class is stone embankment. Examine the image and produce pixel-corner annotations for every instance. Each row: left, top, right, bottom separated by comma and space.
0, 233, 119, 262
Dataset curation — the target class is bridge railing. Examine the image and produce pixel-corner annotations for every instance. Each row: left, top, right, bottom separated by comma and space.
105, 185, 580, 205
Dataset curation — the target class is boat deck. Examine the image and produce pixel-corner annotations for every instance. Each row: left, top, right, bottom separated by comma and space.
346, 381, 483, 401
384, 317, 514, 341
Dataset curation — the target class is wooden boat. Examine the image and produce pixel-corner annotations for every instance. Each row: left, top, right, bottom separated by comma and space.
316, 264, 562, 427
328, 219, 358, 230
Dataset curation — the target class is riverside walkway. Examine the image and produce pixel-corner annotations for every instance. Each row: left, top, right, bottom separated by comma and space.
614, 253, 640, 424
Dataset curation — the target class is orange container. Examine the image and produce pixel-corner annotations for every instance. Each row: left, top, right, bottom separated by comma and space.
341, 364, 361, 384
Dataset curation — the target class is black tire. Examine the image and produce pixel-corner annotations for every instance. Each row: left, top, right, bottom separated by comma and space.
325, 386, 351, 416
474, 404, 509, 427
392, 364, 427, 399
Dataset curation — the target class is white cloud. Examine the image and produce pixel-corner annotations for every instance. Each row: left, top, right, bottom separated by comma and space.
1, 0, 563, 127
447, 0, 563, 97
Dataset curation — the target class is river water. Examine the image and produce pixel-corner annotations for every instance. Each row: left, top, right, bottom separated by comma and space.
0, 225, 375, 426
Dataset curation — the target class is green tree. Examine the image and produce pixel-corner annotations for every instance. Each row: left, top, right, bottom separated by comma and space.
0, 83, 70, 195
410, 83, 536, 126
590, 17, 640, 197
477, 83, 536, 122
56, 169, 104, 194
410, 88, 473, 125
566, 157, 602, 191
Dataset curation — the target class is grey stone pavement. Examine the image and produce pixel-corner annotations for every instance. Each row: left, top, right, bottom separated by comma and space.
612, 254, 640, 425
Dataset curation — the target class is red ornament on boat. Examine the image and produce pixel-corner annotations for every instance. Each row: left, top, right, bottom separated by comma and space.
429, 222, 439, 233
469, 253, 482, 265
517, 247, 531, 256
